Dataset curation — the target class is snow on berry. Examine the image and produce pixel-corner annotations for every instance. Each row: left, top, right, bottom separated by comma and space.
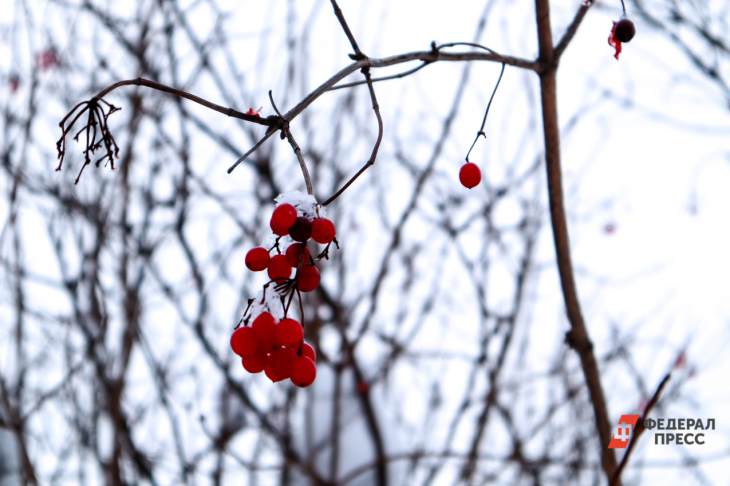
249, 287, 286, 322
274, 191, 319, 219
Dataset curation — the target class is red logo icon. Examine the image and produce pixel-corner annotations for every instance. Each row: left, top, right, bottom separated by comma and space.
608, 414, 640, 449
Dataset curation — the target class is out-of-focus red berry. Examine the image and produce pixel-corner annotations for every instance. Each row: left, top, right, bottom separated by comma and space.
252, 312, 277, 350
266, 347, 296, 381
8, 74, 20, 93
267, 254, 292, 282
286, 243, 310, 267
301, 342, 317, 362
291, 356, 317, 387
296, 265, 320, 292
311, 218, 336, 244
275, 318, 304, 347
38, 49, 58, 70
270, 204, 298, 235
230, 326, 258, 357
242, 352, 267, 373
459, 163, 481, 189
615, 18, 636, 43
245, 247, 270, 271
289, 217, 313, 242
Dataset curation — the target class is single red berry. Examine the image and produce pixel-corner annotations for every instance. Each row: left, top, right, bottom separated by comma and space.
267, 254, 292, 283
276, 318, 304, 347
38, 49, 58, 70
252, 312, 277, 350
356, 381, 369, 394
266, 346, 297, 381
301, 342, 317, 362
288, 217, 312, 242
615, 18, 635, 43
245, 247, 270, 272
296, 265, 320, 292
9, 74, 20, 93
311, 218, 336, 244
270, 204, 298, 236
264, 361, 287, 382
291, 357, 317, 387
242, 352, 266, 373
286, 243, 310, 267
459, 163, 481, 189
230, 326, 258, 357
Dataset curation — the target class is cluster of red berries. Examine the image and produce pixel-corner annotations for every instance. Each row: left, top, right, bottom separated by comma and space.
244, 202, 336, 291
231, 199, 338, 387
230, 312, 318, 386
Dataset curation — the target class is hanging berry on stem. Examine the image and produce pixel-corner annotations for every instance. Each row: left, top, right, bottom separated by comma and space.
608, 1, 636, 60
458, 62, 506, 189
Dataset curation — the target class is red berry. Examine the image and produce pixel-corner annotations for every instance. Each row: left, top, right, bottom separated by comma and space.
356, 381, 369, 394
615, 18, 635, 43
266, 347, 296, 381
459, 163, 481, 189
267, 254, 292, 283
242, 352, 266, 373
270, 204, 298, 236
264, 362, 287, 382
252, 312, 277, 350
230, 326, 258, 357
288, 217, 312, 242
245, 247, 270, 271
286, 243, 310, 267
291, 357, 317, 387
311, 218, 336, 244
296, 265, 320, 292
276, 318, 304, 347
301, 342, 317, 362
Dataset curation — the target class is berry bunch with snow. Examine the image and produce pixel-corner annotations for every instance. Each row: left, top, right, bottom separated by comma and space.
230, 191, 338, 387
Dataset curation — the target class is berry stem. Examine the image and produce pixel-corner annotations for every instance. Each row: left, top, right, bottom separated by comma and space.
464, 62, 505, 162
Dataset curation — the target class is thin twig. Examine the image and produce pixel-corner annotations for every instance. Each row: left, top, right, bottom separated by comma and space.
321, 1, 384, 207
554, 2, 594, 59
